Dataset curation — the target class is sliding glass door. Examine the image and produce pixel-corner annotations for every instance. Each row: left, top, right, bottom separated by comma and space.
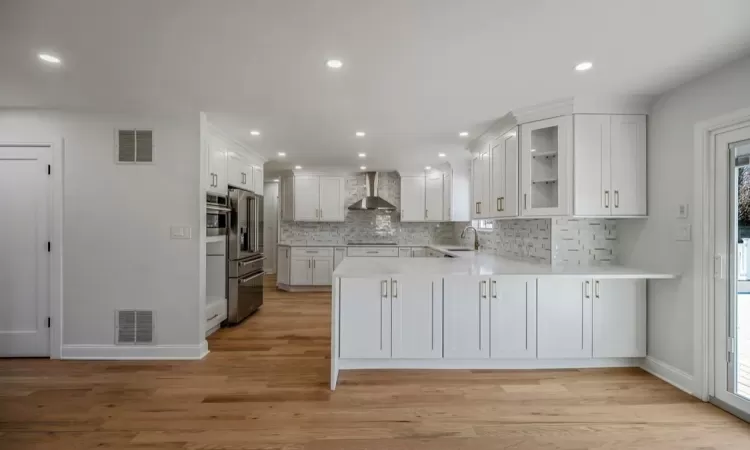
714, 125, 750, 417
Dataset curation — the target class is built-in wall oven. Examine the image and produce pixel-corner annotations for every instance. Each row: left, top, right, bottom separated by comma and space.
206, 193, 229, 236
227, 187, 264, 324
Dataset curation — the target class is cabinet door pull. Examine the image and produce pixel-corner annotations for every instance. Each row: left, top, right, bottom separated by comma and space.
478, 202, 482, 214
501, 197, 505, 212
614, 190, 620, 208
481, 280, 487, 299
425, 209, 428, 220
475, 202, 480, 214
491, 280, 497, 298
604, 190, 610, 208
584, 280, 591, 298
381, 280, 388, 298
392, 280, 398, 298
595, 280, 600, 298
313, 259, 316, 269
524, 193, 527, 210
497, 197, 502, 212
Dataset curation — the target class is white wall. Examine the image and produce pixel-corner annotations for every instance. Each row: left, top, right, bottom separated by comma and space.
263, 181, 279, 274
618, 55, 750, 379
0, 110, 203, 355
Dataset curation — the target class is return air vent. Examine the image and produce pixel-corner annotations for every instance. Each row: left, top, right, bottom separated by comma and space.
115, 310, 155, 345
116, 129, 153, 163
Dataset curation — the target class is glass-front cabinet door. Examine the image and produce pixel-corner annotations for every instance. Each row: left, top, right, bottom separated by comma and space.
520, 116, 572, 216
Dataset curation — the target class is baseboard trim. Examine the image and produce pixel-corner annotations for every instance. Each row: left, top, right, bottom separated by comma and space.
338, 357, 644, 370
62, 343, 208, 360
276, 283, 331, 293
641, 356, 695, 396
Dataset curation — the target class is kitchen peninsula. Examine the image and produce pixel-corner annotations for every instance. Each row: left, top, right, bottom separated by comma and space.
330, 245, 674, 389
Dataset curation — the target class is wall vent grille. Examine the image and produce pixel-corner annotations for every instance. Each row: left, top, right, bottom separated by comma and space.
116, 129, 153, 163
115, 310, 155, 345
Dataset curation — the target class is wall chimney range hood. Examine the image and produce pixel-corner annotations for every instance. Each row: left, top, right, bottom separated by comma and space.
348, 172, 397, 211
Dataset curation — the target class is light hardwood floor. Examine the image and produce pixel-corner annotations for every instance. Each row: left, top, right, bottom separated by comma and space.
1, 275, 749, 449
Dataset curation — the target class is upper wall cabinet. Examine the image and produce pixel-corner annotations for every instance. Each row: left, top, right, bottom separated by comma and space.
228, 152, 251, 189
471, 150, 491, 219
520, 115, 573, 217
573, 114, 647, 217
281, 174, 346, 222
400, 175, 427, 222
490, 130, 519, 218
207, 142, 228, 194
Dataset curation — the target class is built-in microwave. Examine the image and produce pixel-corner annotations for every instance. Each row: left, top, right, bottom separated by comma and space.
206, 193, 230, 236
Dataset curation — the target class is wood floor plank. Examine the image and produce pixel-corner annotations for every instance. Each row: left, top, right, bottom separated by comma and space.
1, 274, 749, 449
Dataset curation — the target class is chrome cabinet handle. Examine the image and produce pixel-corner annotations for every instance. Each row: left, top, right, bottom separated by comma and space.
501, 197, 505, 212
475, 202, 480, 214
308, 259, 311, 269
595, 280, 600, 298
604, 190, 610, 208
381, 280, 388, 298
497, 197, 502, 212
614, 190, 620, 208
481, 280, 487, 299
479, 202, 482, 214
491, 280, 497, 298
313, 259, 316, 269
425, 209, 428, 219
585, 280, 591, 298
392, 280, 398, 298
524, 193, 527, 210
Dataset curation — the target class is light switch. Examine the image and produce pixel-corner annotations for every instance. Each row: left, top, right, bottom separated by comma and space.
676, 223, 691, 241
170, 226, 192, 239
678, 204, 689, 219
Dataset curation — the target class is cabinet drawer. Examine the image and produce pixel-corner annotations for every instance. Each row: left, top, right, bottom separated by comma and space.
291, 247, 333, 257
346, 247, 399, 257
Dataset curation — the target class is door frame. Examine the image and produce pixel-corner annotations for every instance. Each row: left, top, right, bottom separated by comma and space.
694, 107, 750, 402
0, 142, 63, 359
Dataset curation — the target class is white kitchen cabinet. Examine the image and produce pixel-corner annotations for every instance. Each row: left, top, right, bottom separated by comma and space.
207, 142, 228, 193
610, 115, 647, 216
312, 257, 333, 286
293, 175, 320, 221
443, 276, 490, 359
339, 277, 392, 359
277, 246, 290, 285
391, 275, 443, 359
401, 175, 426, 222
443, 169, 452, 220
253, 165, 264, 194
471, 150, 491, 219
281, 176, 294, 221
411, 247, 427, 257
228, 153, 250, 189
290, 257, 313, 285
520, 116, 572, 216
346, 247, 399, 257
537, 277, 592, 359
334, 247, 346, 269
489, 277, 536, 359
573, 114, 647, 217
592, 279, 646, 357
425, 172, 443, 221
442, 161, 471, 221
398, 247, 412, 258
319, 177, 345, 221
490, 130, 519, 218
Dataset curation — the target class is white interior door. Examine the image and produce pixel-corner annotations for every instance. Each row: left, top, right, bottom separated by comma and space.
0, 146, 51, 357
714, 124, 750, 416
263, 182, 279, 274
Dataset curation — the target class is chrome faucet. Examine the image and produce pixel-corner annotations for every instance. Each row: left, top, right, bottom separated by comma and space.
461, 226, 480, 251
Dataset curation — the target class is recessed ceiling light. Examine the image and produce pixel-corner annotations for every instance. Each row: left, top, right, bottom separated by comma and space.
273, 178, 280, 182
506, 131, 517, 138
459, 132, 469, 137
295, 165, 302, 170
38, 53, 61, 64
425, 166, 432, 170
360, 166, 367, 170
277, 152, 286, 157
575, 61, 593, 71
438, 153, 446, 158
250, 130, 261, 136
530, 148, 536, 152
355, 131, 366, 137
358, 153, 366, 158
326, 59, 343, 69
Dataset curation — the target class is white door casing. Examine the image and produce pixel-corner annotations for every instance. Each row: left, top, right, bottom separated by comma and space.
0, 146, 51, 357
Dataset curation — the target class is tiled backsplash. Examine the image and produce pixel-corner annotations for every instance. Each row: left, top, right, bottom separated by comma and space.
454, 220, 551, 263
551, 218, 617, 265
454, 218, 618, 265
280, 172, 455, 245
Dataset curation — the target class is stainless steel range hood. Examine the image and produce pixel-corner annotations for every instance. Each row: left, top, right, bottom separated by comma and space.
348, 172, 397, 211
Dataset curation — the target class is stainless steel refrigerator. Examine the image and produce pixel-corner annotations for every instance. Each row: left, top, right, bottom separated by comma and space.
227, 187, 264, 324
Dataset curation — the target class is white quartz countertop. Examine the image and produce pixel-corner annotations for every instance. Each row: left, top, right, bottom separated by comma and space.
332, 245, 677, 279
278, 243, 427, 248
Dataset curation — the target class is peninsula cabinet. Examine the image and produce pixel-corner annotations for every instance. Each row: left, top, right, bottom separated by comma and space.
443, 276, 490, 359
592, 279, 646, 357
537, 278, 592, 358
338, 276, 441, 359
489, 276, 536, 359
574, 114, 647, 217
520, 115, 573, 217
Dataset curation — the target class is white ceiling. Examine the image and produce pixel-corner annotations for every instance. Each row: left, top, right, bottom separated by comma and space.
2, 0, 750, 173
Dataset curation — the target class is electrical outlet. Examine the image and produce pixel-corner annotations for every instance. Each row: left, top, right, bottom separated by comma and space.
676, 223, 691, 241
678, 204, 689, 219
